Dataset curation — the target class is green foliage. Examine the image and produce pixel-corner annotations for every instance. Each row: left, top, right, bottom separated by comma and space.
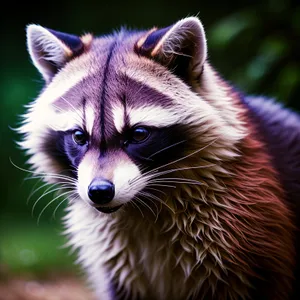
0, 219, 76, 274
208, 1, 300, 107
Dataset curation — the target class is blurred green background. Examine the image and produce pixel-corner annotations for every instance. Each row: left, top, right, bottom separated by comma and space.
1, 0, 299, 282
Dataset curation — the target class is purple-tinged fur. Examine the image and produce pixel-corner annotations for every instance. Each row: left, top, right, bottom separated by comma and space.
243, 96, 300, 299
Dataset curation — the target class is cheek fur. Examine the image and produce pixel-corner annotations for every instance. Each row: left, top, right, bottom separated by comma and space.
113, 161, 145, 202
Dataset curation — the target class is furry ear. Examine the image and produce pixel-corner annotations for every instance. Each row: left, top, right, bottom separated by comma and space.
26, 25, 88, 83
136, 17, 207, 87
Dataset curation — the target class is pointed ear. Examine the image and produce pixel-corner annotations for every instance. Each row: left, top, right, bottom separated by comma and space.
135, 17, 207, 87
26, 25, 91, 83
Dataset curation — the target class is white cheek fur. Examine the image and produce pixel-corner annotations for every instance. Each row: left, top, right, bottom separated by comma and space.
113, 162, 146, 204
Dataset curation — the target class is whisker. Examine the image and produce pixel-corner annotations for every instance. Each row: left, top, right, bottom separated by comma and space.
37, 190, 76, 225
27, 181, 75, 204
145, 164, 215, 181
145, 187, 167, 196
131, 164, 212, 191
10, 158, 77, 184
27, 179, 46, 204
27, 176, 78, 186
135, 197, 156, 218
32, 185, 73, 216
25, 173, 77, 182
149, 179, 203, 186
138, 191, 164, 203
142, 139, 217, 178
133, 153, 154, 162
130, 140, 217, 187
141, 194, 159, 213
147, 140, 186, 159
147, 183, 177, 189
31, 184, 57, 213
136, 165, 211, 188
131, 197, 144, 218
150, 177, 202, 182
138, 190, 174, 214
52, 199, 68, 220
136, 192, 160, 222
52, 193, 79, 220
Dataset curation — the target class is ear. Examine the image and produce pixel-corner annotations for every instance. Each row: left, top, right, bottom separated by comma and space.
26, 25, 91, 83
135, 17, 207, 87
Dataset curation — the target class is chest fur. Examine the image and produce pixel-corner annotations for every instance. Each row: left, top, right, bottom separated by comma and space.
65, 202, 250, 300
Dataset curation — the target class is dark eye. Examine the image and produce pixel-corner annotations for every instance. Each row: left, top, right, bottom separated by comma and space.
130, 127, 150, 143
72, 130, 88, 145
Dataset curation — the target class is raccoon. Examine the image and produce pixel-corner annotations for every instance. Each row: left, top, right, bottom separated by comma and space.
18, 17, 300, 300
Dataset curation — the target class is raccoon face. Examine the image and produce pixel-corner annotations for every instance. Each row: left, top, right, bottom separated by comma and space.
20, 18, 245, 214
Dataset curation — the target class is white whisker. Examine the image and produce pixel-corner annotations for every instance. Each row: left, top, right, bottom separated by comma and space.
27, 181, 76, 204
142, 139, 217, 178
10, 158, 78, 184
52, 193, 79, 220
145, 164, 215, 181
135, 197, 156, 218
32, 184, 73, 216
27, 179, 45, 204
147, 183, 176, 189
37, 189, 76, 225
130, 140, 217, 188
131, 197, 145, 218
149, 179, 203, 186
138, 190, 174, 214
145, 187, 167, 196
137, 191, 161, 222
148, 140, 186, 159
26, 175, 77, 184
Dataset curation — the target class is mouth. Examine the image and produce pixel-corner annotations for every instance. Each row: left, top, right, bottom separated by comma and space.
95, 205, 123, 214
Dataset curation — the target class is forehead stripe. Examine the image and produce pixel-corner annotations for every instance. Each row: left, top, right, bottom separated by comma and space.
99, 40, 118, 154
37, 53, 98, 106
112, 104, 125, 133
85, 105, 96, 134
128, 105, 181, 127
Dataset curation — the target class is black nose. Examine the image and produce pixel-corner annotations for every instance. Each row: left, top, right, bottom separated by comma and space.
88, 179, 115, 205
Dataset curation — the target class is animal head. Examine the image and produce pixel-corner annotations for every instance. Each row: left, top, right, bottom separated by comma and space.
19, 17, 245, 215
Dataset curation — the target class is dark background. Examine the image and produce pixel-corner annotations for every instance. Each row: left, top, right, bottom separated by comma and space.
1, 0, 299, 290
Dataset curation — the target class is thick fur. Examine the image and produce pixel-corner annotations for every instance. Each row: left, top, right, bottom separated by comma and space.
19, 17, 300, 300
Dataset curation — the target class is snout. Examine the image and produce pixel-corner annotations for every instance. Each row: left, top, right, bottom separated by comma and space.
88, 178, 122, 213
78, 151, 144, 214
88, 178, 115, 205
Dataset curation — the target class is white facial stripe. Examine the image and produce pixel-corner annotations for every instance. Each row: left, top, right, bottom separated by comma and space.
37, 52, 99, 106
122, 59, 246, 145
48, 109, 82, 131
77, 151, 98, 203
112, 104, 125, 133
113, 161, 145, 203
85, 106, 96, 134
128, 105, 181, 127
121, 59, 189, 106
23, 52, 99, 135
20, 105, 82, 135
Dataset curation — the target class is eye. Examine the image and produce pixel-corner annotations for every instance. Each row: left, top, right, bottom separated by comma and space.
72, 130, 88, 145
130, 126, 150, 143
